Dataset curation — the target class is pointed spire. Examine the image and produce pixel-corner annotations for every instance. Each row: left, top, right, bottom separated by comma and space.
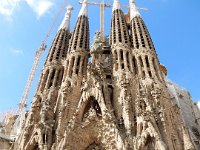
78, 0, 88, 17
58, 5, 73, 31
129, 0, 140, 20
112, 0, 121, 12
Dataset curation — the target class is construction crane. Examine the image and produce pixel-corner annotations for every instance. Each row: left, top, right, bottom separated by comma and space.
78, 0, 112, 41
18, 0, 68, 111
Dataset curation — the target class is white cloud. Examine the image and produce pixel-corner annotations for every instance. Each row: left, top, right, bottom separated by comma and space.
0, 0, 21, 17
0, 0, 54, 18
25, 0, 53, 18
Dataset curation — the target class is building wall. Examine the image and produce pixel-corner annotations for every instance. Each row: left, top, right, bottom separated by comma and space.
166, 78, 200, 148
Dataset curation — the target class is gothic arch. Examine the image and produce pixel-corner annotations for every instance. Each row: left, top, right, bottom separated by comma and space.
144, 136, 155, 150
82, 96, 102, 121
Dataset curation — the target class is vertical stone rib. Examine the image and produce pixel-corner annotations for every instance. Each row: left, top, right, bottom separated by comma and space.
136, 57, 142, 77
79, 56, 84, 75
123, 51, 128, 70
73, 56, 78, 75
129, 54, 134, 73
53, 70, 59, 87
117, 50, 122, 70
142, 56, 149, 78
45, 69, 53, 89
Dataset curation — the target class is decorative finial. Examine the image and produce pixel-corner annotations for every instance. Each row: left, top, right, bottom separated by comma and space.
129, 0, 140, 20
78, 0, 88, 17
58, 5, 74, 31
112, 0, 121, 12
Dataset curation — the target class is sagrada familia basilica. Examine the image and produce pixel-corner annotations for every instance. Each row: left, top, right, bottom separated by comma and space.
0, 0, 200, 149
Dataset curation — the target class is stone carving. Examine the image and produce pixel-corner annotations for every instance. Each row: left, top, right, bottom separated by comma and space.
90, 31, 103, 54
62, 80, 72, 95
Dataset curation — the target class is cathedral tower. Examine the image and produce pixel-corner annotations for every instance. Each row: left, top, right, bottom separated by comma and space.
110, 0, 134, 137
129, 0, 163, 81
13, 6, 73, 150
55, 0, 89, 144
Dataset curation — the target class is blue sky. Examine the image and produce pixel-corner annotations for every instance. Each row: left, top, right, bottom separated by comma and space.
0, 0, 200, 117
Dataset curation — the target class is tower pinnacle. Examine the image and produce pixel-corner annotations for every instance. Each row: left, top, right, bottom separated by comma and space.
78, 0, 88, 17
129, 0, 140, 20
58, 5, 73, 31
112, 0, 121, 12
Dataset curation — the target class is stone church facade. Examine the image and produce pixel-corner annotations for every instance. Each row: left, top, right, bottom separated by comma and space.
0, 0, 199, 149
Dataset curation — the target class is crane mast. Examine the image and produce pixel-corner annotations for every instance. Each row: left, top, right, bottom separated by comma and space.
19, 44, 45, 110
100, 2, 104, 38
